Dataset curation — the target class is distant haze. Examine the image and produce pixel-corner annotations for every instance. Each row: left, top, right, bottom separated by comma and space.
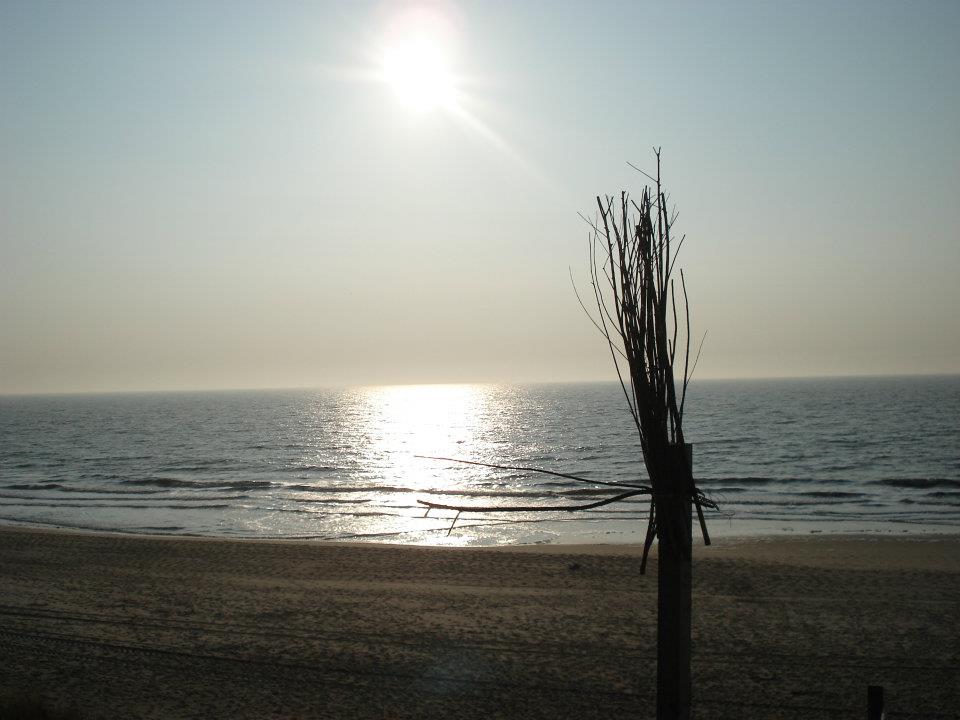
2, 1, 959, 394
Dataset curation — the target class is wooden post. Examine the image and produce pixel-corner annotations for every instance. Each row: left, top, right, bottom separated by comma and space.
656, 443, 693, 720
867, 685, 884, 720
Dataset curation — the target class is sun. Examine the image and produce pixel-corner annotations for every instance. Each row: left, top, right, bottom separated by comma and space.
382, 39, 456, 112
378, 5, 459, 113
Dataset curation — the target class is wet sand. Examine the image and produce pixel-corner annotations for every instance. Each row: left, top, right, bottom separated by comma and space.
1, 527, 957, 719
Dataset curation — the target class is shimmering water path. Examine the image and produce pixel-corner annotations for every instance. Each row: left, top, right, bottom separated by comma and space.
1, 376, 958, 544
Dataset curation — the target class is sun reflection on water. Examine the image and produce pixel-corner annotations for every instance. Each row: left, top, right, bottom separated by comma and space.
349, 383, 508, 543
356, 383, 495, 487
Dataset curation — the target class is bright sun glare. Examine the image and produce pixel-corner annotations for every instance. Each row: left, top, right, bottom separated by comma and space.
382, 41, 456, 111
379, 6, 458, 112
370, 5, 537, 181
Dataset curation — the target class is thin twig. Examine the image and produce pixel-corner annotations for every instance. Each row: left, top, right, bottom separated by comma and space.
417, 488, 650, 514
415, 455, 649, 490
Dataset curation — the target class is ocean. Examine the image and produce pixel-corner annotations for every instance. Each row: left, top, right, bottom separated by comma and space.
1, 376, 958, 545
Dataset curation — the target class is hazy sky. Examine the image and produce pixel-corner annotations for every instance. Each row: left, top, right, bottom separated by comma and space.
2, 0, 959, 394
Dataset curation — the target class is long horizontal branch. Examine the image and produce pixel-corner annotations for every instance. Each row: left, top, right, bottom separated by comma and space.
415, 455, 649, 490
417, 488, 650, 514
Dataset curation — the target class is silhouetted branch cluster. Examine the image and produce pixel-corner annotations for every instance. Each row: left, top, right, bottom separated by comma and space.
416, 150, 715, 563
577, 149, 713, 569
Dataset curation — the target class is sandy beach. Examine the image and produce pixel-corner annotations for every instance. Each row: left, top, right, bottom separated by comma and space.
1, 527, 957, 719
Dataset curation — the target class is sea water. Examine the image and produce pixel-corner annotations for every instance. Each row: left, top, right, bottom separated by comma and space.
1, 376, 958, 545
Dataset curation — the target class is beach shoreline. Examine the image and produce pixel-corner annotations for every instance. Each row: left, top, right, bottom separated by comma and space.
3, 512, 957, 548
1, 526, 958, 718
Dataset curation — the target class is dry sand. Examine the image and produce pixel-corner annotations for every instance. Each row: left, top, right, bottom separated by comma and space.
1, 527, 957, 719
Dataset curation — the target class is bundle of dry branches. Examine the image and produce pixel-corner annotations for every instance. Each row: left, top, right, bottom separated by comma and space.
417, 150, 715, 565
577, 148, 714, 571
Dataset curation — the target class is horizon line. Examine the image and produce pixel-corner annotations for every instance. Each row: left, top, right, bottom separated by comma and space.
2, 371, 959, 398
